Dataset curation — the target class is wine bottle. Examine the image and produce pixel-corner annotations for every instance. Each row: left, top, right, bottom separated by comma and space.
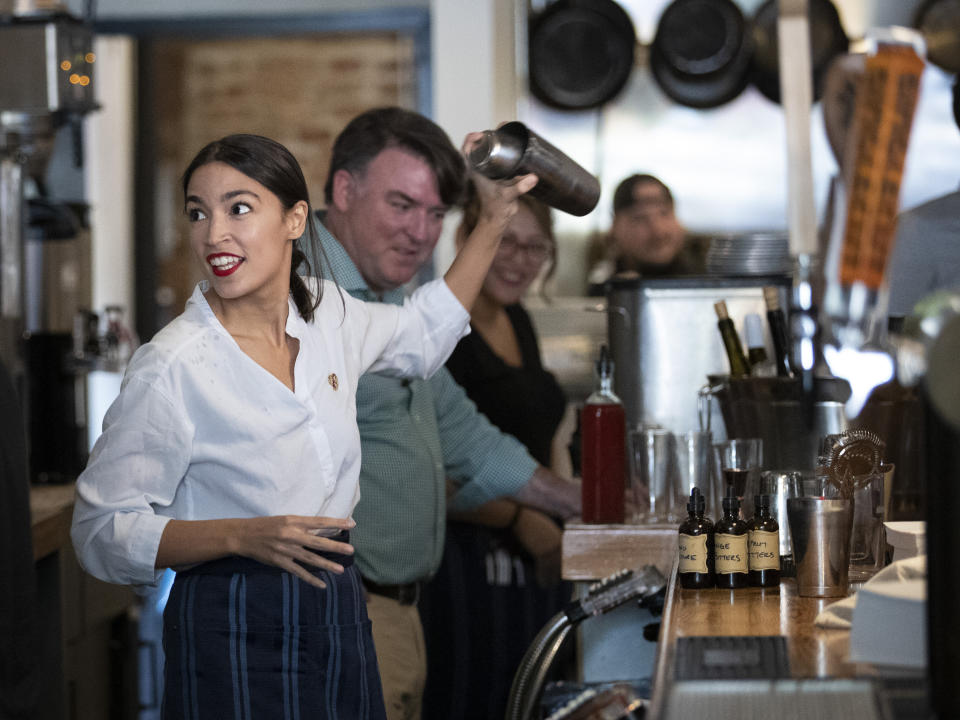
744, 312, 774, 376
580, 344, 626, 524
762, 286, 793, 377
713, 301, 750, 378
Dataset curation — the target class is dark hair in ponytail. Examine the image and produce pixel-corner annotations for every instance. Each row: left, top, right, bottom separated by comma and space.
182, 133, 335, 322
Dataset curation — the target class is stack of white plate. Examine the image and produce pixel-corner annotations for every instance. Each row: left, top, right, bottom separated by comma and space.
705, 231, 791, 275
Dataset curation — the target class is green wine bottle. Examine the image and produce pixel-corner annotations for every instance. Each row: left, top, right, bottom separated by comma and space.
763, 286, 793, 377
714, 300, 750, 378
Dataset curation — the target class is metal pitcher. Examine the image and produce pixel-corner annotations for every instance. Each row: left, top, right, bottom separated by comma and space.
468, 121, 600, 216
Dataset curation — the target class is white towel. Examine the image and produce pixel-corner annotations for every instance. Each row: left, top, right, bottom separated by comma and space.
813, 555, 927, 628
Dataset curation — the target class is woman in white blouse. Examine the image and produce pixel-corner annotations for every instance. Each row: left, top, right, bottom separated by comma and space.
70, 133, 536, 720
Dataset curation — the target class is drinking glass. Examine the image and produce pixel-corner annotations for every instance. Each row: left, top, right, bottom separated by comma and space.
760, 469, 801, 560
847, 464, 892, 586
628, 428, 675, 523
712, 438, 763, 519
671, 431, 713, 523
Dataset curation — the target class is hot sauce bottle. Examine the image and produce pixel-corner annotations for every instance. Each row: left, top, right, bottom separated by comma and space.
713, 486, 749, 589
748, 494, 781, 587
678, 487, 715, 589
580, 344, 626, 524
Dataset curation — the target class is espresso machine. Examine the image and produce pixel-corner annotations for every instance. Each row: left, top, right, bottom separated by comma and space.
1, 4, 97, 482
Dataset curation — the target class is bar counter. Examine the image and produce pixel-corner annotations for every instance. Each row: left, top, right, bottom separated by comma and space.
561, 521, 871, 680
654, 566, 872, 678
562, 521, 678, 579
561, 523, 897, 717
29, 482, 76, 560
647, 564, 885, 718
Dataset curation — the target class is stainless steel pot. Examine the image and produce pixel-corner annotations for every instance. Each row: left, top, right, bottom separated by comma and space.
606, 275, 790, 434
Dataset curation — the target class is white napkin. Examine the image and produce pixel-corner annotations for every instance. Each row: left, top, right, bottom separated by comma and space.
813, 555, 927, 629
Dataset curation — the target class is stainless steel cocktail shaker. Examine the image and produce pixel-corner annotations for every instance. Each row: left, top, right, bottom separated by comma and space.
468, 121, 600, 216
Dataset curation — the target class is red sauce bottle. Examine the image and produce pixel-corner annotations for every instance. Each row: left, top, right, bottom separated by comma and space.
580, 344, 626, 524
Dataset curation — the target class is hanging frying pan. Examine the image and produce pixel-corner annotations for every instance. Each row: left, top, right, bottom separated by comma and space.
649, 0, 754, 109
528, 0, 637, 110
748, 0, 849, 104
914, 0, 960, 74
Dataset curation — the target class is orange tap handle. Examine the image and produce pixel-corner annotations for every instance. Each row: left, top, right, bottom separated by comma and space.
840, 43, 924, 290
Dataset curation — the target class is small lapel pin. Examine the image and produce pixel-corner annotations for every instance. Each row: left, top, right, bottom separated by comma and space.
327, 373, 339, 391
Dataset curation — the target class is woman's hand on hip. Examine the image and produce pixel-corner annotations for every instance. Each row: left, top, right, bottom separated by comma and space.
158, 515, 355, 589
233, 515, 356, 589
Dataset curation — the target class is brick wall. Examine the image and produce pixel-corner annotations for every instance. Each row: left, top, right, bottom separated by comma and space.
150, 33, 416, 317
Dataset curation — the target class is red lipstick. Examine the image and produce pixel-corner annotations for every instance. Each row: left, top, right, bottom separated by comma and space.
207, 253, 243, 277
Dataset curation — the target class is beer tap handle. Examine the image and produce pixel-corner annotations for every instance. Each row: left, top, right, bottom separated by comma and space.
821, 31, 925, 417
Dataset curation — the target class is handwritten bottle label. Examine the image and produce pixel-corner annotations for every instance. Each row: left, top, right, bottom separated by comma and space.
748, 529, 781, 571
714, 533, 748, 574
678, 533, 709, 574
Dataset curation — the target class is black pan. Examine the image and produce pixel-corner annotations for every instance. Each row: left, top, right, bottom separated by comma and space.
914, 0, 960, 74
528, 0, 636, 111
748, 0, 849, 104
649, 0, 753, 109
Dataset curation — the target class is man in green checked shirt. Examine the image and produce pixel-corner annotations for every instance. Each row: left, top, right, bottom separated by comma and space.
314, 107, 581, 720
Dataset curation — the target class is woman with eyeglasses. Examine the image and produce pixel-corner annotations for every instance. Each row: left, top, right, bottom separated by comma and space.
420, 184, 572, 720
446, 188, 564, 463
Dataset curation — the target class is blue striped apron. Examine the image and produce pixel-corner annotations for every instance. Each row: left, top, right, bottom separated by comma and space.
161, 533, 385, 720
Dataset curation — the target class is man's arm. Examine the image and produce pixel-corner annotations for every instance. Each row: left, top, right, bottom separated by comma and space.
512, 465, 580, 520
430, 368, 581, 518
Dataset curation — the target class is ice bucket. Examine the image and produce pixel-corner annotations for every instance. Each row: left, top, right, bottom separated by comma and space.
707, 376, 850, 471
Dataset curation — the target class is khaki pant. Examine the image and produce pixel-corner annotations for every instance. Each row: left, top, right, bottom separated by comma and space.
366, 592, 427, 720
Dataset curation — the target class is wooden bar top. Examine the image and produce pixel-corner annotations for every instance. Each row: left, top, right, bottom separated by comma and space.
658, 574, 871, 678
562, 522, 678, 580
649, 564, 876, 716
30, 483, 76, 561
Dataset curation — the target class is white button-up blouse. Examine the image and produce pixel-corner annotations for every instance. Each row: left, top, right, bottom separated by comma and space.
71, 277, 469, 588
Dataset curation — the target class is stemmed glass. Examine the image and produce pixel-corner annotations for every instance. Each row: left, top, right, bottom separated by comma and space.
712, 438, 763, 519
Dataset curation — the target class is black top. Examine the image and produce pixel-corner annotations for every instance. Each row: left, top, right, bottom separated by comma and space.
446, 304, 566, 467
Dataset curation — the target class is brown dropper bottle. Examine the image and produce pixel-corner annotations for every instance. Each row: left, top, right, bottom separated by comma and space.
713, 485, 749, 589
748, 494, 781, 587
678, 487, 715, 589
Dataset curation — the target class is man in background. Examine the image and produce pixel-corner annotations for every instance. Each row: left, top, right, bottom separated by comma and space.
314, 106, 580, 720
587, 173, 703, 295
